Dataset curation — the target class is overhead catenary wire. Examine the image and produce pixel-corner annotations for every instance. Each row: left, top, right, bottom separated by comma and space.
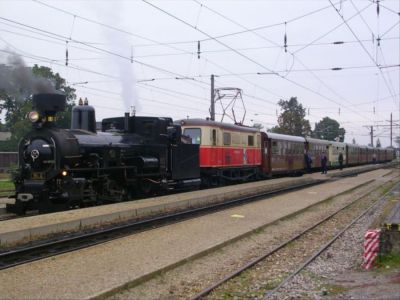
0, 16, 212, 91
328, 0, 398, 106
7, 0, 397, 125
15, 1, 288, 110
191, 0, 392, 124
143, 0, 386, 123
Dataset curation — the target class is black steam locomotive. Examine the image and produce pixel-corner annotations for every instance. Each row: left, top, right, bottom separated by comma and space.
7, 93, 200, 214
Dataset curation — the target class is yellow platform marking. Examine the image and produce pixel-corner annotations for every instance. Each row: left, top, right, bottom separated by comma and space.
231, 214, 245, 218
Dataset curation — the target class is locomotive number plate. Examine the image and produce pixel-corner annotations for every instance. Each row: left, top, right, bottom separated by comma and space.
31, 172, 45, 180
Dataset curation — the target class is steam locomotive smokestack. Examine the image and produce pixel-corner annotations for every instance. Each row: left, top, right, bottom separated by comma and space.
32, 93, 66, 124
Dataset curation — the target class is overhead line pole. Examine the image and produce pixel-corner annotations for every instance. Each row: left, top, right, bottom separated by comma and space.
364, 125, 374, 146
371, 126, 374, 147
390, 113, 393, 147
210, 74, 215, 121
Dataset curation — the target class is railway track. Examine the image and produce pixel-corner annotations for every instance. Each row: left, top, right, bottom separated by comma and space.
190, 180, 399, 300
0, 179, 325, 270
0, 213, 18, 221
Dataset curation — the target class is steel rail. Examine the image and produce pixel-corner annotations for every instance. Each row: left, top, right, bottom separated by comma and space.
0, 179, 324, 270
190, 179, 398, 300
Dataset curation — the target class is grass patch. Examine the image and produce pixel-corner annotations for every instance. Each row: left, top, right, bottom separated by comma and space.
0, 180, 14, 190
380, 181, 397, 195
321, 283, 349, 296
253, 227, 265, 235
376, 253, 400, 269
0, 173, 10, 180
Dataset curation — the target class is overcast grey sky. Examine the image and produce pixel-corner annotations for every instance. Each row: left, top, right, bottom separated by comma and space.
0, 0, 399, 147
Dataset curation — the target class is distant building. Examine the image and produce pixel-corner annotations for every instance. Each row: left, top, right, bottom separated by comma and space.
0, 132, 11, 141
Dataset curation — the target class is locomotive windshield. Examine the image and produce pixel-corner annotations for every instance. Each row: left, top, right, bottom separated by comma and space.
183, 128, 201, 144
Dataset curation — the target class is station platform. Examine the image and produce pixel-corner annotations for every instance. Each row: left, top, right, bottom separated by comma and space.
0, 163, 393, 247
0, 176, 319, 247
384, 201, 400, 230
380, 186, 400, 255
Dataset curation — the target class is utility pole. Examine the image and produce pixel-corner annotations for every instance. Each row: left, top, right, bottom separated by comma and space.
370, 126, 374, 147
390, 113, 393, 147
363, 125, 374, 147
210, 74, 215, 121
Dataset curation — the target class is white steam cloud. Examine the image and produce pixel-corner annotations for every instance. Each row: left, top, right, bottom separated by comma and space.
95, 3, 140, 112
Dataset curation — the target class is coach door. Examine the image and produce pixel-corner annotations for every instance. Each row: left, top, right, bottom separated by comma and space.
261, 133, 271, 175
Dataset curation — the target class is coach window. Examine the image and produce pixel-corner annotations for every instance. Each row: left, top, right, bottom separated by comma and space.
212, 129, 217, 146
248, 135, 254, 146
223, 132, 231, 146
272, 141, 278, 154
183, 128, 201, 144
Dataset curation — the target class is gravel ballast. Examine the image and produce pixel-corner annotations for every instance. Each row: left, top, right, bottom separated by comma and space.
110, 170, 397, 300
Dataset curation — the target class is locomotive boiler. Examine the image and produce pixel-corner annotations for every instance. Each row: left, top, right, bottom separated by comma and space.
7, 93, 200, 214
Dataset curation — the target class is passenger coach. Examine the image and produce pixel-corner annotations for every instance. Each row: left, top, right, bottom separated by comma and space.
262, 133, 305, 175
179, 119, 262, 184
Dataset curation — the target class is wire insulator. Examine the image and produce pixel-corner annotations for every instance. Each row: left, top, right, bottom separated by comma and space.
284, 22, 287, 53
197, 41, 201, 59
65, 41, 69, 66
130, 45, 133, 63
376, 0, 380, 16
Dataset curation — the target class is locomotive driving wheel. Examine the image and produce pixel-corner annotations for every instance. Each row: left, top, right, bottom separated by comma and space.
106, 179, 131, 202
138, 178, 154, 196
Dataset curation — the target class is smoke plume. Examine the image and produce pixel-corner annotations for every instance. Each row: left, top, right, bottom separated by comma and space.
95, 3, 140, 112
0, 50, 55, 101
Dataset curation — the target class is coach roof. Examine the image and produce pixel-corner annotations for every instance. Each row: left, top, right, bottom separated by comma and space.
265, 132, 306, 143
176, 118, 260, 133
305, 137, 330, 145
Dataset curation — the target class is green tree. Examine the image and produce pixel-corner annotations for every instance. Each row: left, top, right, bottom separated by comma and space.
312, 117, 345, 142
0, 65, 76, 151
269, 97, 311, 136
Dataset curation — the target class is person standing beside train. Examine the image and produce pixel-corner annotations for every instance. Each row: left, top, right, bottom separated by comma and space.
304, 152, 312, 173
321, 152, 328, 174
338, 152, 344, 170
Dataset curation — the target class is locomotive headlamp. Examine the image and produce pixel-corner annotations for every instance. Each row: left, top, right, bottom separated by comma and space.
61, 170, 68, 176
28, 111, 40, 123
